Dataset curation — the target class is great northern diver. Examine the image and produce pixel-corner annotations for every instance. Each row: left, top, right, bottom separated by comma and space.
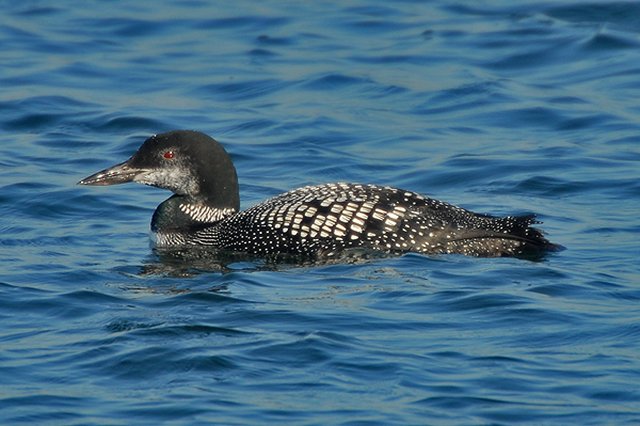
79, 130, 559, 259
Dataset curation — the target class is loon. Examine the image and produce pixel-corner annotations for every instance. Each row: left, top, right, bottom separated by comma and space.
79, 130, 559, 260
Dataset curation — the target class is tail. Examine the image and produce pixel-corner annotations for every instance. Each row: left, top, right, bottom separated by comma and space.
448, 214, 562, 258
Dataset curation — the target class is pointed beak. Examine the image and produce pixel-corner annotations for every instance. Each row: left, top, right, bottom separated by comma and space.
78, 160, 146, 186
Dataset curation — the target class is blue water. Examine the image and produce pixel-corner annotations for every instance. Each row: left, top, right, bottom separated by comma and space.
1, 1, 639, 424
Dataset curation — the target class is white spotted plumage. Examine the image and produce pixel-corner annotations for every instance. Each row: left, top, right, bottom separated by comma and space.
156, 182, 552, 258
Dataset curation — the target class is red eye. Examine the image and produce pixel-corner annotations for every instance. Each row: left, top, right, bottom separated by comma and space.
163, 151, 175, 159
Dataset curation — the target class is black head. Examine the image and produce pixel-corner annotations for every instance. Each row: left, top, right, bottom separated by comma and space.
79, 130, 240, 210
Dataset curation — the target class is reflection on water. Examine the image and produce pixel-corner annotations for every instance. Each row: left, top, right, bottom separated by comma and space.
140, 246, 397, 277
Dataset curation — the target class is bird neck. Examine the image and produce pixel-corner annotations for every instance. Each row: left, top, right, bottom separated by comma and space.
151, 140, 241, 235
151, 194, 238, 234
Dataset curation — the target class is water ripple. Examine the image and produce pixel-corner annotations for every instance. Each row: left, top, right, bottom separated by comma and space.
1, 0, 640, 424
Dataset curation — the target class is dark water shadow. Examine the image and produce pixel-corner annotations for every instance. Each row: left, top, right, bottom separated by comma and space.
133, 244, 562, 279
137, 247, 395, 278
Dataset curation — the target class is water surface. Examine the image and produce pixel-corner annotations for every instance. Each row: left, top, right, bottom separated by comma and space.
1, 1, 639, 424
